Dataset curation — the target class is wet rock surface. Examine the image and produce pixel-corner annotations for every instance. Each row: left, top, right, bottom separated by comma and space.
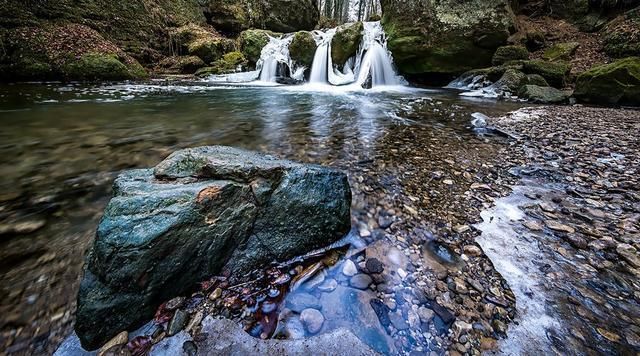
75, 146, 351, 349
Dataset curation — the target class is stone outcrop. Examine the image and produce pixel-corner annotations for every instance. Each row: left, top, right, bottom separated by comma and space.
202, 0, 319, 33
75, 146, 351, 350
574, 57, 640, 105
290, 31, 318, 68
380, 0, 517, 80
331, 22, 364, 68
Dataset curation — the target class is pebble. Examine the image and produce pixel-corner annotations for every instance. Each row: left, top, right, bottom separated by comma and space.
167, 310, 188, 336
545, 220, 576, 234
378, 215, 393, 229
342, 260, 358, 277
208, 288, 222, 301
97, 331, 128, 356
523, 220, 543, 231
317, 278, 338, 293
389, 311, 409, 330
350, 274, 373, 290
463, 245, 482, 256
417, 307, 434, 323
287, 293, 320, 313
616, 243, 640, 268
397, 268, 408, 280
300, 308, 324, 334
366, 258, 384, 274
182, 340, 197, 356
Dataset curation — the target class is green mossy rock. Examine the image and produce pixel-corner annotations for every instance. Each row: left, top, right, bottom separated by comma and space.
574, 57, 640, 106
381, 0, 517, 77
331, 22, 363, 68
492, 46, 529, 66
198, 51, 248, 76
289, 31, 317, 67
158, 56, 206, 74
522, 60, 571, 88
603, 9, 640, 58
527, 74, 549, 87
518, 85, 572, 103
63, 53, 144, 81
239, 29, 279, 65
170, 24, 235, 64
543, 42, 580, 61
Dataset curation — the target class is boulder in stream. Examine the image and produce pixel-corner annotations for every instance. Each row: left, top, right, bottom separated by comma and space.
75, 146, 351, 350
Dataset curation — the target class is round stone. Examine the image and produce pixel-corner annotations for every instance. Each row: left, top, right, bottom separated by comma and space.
300, 308, 324, 334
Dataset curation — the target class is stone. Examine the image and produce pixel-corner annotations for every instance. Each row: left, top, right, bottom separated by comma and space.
542, 42, 580, 61
616, 243, 640, 268
289, 31, 317, 67
287, 293, 321, 313
331, 22, 364, 68
182, 341, 197, 356
75, 146, 351, 349
417, 307, 434, 323
462, 245, 482, 257
97, 331, 127, 356
300, 308, 324, 334
431, 302, 455, 324
523, 220, 543, 231
603, 8, 640, 58
546, 220, 576, 234
492, 45, 529, 65
202, 0, 319, 33
167, 310, 188, 336
522, 60, 571, 88
342, 260, 358, 276
158, 56, 205, 75
318, 278, 338, 293
518, 85, 572, 104
365, 258, 384, 274
170, 24, 234, 64
238, 29, 280, 65
381, 0, 517, 77
196, 317, 376, 355
389, 311, 409, 330
574, 57, 640, 106
350, 274, 373, 290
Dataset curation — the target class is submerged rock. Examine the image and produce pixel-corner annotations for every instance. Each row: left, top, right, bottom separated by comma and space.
75, 146, 351, 350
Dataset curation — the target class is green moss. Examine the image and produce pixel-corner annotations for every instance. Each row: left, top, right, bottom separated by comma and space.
62, 53, 137, 81
574, 57, 640, 106
238, 29, 279, 65
158, 55, 205, 74
200, 51, 248, 76
527, 74, 549, 87
331, 22, 363, 67
188, 37, 235, 64
518, 85, 572, 103
522, 60, 571, 88
603, 9, 640, 58
492, 46, 529, 66
542, 42, 579, 61
289, 31, 317, 67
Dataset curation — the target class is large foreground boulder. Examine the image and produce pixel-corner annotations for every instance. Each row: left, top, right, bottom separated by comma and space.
75, 146, 351, 350
380, 0, 517, 80
574, 57, 640, 106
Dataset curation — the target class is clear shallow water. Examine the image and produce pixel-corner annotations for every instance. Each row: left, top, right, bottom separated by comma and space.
0, 80, 523, 355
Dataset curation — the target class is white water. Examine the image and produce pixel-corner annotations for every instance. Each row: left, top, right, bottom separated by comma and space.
256, 35, 301, 83
309, 21, 404, 88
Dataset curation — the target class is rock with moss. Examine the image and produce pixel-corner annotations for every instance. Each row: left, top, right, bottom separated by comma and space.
2, 24, 146, 81
574, 57, 640, 106
158, 56, 206, 74
75, 146, 351, 349
380, 0, 517, 78
522, 60, 571, 88
331, 22, 363, 68
527, 74, 549, 87
492, 46, 529, 66
518, 85, 572, 103
239, 29, 279, 65
198, 51, 248, 76
202, 0, 319, 33
603, 8, 640, 58
289, 31, 317, 68
543, 42, 579, 61
170, 24, 235, 64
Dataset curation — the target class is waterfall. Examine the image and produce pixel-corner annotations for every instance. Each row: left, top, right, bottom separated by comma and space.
308, 21, 403, 88
257, 35, 298, 83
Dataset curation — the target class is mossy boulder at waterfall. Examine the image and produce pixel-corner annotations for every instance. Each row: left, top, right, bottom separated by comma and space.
380, 0, 517, 80
289, 31, 318, 68
239, 29, 280, 65
574, 57, 640, 106
75, 146, 352, 350
331, 22, 364, 68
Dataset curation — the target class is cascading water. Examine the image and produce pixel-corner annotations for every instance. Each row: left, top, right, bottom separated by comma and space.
256, 35, 305, 83
308, 21, 404, 88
